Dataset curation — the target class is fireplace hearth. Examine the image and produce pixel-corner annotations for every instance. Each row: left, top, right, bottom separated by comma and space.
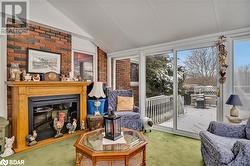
28, 94, 80, 141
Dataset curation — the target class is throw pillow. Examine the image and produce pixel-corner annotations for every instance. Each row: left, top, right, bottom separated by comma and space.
116, 96, 134, 112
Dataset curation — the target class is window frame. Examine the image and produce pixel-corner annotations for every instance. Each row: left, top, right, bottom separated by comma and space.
72, 49, 97, 82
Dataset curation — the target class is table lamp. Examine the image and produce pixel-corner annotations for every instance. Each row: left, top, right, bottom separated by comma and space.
226, 94, 242, 117
88, 82, 106, 116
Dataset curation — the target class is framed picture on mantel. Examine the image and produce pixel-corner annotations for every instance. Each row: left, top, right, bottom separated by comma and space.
27, 49, 61, 74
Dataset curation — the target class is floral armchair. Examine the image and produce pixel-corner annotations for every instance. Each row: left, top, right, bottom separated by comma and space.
199, 118, 250, 166
107, 89, 143, 131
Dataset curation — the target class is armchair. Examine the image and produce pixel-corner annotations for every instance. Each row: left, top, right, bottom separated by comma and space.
107, 89, 143, 131
199, 119, 250, 166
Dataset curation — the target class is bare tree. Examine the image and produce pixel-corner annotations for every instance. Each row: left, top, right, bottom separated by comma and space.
184, 47, 217, 85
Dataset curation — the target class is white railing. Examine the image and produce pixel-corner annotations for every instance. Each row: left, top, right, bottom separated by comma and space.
146, 95, 174, 124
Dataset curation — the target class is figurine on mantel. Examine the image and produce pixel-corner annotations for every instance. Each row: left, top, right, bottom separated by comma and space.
26, 130, 38, 146
0, 136, 15, 157
9, 63, 21, 81
33, 74, 40, 82
66, 118, 77, 134
24, 73, 32, 81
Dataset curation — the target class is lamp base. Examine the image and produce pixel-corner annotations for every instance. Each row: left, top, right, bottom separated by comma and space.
94, 99, 101, 116
94, 111, 101, 116
230, 106, 239, 117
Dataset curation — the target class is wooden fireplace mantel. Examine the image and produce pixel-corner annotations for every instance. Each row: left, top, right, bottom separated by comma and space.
6, 81, 91, 152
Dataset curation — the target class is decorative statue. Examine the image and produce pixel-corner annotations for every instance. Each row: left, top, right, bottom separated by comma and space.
66, 118, 77, 134
80, 120, 85, 130
9, 64, 21, 81
24, 73, 32, 82
0, 136, 15, 157
53, 112, 65, 138
143, 117, 153, 133
217, 35, 228, 84
33, 74, 40, 82
26, 130, 38, 146
20, 69, 26, 81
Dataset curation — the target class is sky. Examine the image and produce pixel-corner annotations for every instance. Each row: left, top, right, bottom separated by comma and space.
234, 39, 250, 69
177, 40, 250, 69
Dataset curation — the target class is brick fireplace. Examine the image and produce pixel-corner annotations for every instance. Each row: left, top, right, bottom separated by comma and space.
6, 21, 108, 152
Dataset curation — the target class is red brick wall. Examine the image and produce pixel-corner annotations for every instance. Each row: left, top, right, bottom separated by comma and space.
7, 23, 72, 76
6, 22, 72, 134
116, 59, 139, 106
116, 59, 131, 89
97, 47, 107, 83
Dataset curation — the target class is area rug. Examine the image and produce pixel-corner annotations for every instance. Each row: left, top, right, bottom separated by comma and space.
3, 130, 204, 166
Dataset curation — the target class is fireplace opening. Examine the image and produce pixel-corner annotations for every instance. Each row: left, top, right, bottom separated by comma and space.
28, 94, 80, 141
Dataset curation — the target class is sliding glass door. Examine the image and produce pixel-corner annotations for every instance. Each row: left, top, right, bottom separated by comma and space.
145, 46, 218, 135
176, 47, 217, 133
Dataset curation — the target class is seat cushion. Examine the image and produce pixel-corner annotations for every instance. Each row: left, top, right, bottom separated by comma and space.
246, 118, 250, 140
200, 131, 242, 164
115, 111, 140, 120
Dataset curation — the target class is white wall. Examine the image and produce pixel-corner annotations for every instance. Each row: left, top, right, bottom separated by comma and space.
72, 36, 97, 55
0, 36, 7, 118
30, 0, 92, 39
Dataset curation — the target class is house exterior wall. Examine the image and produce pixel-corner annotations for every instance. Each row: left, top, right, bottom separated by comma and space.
116, 59, 139, 106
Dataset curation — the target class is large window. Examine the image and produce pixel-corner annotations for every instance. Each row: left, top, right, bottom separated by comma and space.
234, 38, 250, 117
74, 52, 94, 81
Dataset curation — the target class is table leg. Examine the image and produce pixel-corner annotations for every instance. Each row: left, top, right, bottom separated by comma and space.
92, 157, 96, 166
76, 150, 83, 166
143, 146, 146, 166
125, 156, 129, 166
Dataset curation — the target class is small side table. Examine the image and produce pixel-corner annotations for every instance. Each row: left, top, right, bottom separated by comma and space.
87, 115, 104, 131
0, 117, 9, 152
226, 115, 248, 124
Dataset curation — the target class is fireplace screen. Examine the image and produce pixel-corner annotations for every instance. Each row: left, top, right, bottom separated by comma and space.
28, 95, 80, 141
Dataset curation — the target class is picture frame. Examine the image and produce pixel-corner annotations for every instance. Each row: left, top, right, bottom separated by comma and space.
27, 49, 61, 74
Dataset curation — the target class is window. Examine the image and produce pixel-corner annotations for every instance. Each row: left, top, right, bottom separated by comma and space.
234, 38, 250, 114
74, 52, 94, 81
130, 62, 139, 82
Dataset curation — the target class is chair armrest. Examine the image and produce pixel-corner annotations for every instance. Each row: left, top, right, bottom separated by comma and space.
199, 131, 235, 163
232, 140, 250, 155
231, 140, 250, 164
133, 106, 140, 113
207, 121, 246, 138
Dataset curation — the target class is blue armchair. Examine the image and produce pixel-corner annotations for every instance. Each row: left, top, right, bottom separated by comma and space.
199, 118, 250, 166
107, 89, 143, 131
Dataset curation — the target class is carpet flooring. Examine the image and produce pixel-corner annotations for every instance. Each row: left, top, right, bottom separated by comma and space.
3, 130, 204, 166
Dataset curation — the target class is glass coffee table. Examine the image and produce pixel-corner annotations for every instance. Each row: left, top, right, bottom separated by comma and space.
74, 128, 147, 166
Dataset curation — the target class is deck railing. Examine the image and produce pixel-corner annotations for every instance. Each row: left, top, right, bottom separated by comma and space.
145, 95, 174, 124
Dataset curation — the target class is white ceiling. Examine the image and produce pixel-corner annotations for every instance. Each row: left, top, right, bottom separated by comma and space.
47, 0, 250, 53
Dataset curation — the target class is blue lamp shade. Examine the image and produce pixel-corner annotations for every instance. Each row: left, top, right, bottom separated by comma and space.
226, 95, 242, 106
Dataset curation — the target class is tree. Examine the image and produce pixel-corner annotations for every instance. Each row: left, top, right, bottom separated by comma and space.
146, 55, 185, 98
184, 47, 217, 86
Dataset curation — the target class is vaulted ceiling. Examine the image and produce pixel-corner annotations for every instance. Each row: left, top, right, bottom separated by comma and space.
48, 0, 250, 53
